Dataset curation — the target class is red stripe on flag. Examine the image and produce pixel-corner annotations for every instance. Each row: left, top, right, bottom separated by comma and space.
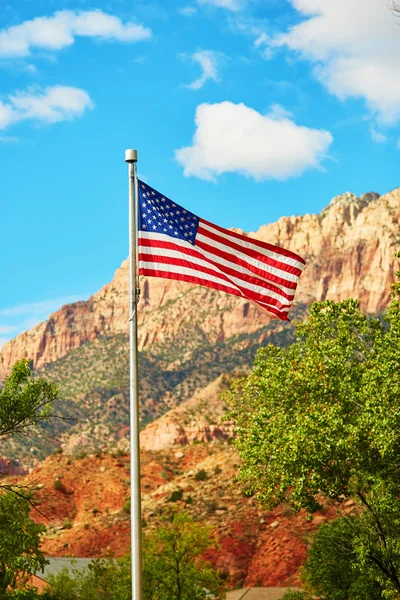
197, 222, 303, 278
139, 252, 292, 310
139, 237, 296, 300
139, 265, 289, 320
195, 237, 298, 292
200, 219, 306, 265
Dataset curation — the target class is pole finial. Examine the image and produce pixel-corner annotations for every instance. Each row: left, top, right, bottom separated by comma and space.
125, 149, 138, 163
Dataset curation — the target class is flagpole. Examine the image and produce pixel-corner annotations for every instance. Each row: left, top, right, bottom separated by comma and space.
125, 149, 142, 600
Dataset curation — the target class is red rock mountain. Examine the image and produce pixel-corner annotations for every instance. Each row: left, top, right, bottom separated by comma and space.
0, 187, 399, 378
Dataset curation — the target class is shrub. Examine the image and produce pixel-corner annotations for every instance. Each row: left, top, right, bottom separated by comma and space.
282, 593, 312, 600
194, 469, 208, 482
169, 489, 183, 502
54, 479, 65, 492
62, 519, 72, 529
205, 499, 218, 513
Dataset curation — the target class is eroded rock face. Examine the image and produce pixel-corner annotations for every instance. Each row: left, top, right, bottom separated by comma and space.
140, 375, 233, 451
1, 187, 398, 378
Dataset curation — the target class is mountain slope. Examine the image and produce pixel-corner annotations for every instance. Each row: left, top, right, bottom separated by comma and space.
0, 187, 399, 466
1, 187, 399, 379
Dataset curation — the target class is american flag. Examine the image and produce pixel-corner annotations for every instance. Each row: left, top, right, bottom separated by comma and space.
138, 180, 305, 321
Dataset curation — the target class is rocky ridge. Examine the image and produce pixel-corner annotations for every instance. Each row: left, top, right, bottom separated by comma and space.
1, 186, 399, 379
139, 374, 233, 451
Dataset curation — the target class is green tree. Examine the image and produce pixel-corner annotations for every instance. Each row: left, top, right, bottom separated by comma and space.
226, 258, 400, 593
45, 559, 121, 600
0, 359, 59, 446
227, 297, 396, 510
46, 511, 223, 600
301, 512, 385, 599
0, 359, 61, 595
281, 592, 311, 600
5, 589, 54, 600
142, 510, 223, 600
0, 492, 47, 593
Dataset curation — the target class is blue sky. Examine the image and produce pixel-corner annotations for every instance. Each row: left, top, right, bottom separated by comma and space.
1, 0, 400, 346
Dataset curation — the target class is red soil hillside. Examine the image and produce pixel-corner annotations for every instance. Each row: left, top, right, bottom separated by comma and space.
11, 444, 340, 589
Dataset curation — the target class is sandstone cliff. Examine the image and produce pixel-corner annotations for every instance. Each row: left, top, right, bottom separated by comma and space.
139, 374, 233, 451
0, 187, 399, 378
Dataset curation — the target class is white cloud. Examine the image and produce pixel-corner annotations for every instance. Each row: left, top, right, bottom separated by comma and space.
0, 136, 19, 142
197, 0, 244, 11
254, 32, 268, 48
0, 296, 84, 318
0, 325, 17, 335
370, 128, 387, 144
175, 101, 333, 181
228, 14, 267, 37
179, 6, 198, 16
270, 0, 400, 125
0, 295, 87, 348
268, 103, 294, 120
254, 32, 272, 59
0, 85, 93, 130
184, 50, 222, 90
0, 10, 152, 58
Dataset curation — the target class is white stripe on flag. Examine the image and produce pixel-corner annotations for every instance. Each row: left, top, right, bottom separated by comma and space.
139, 245, 293, 308
199, 221, 305, 271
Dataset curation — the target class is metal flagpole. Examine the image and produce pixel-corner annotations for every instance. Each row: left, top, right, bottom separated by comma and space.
125, 149, 142, 600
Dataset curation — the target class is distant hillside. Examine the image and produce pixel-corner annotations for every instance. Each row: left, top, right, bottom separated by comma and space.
0, 312, 299, 465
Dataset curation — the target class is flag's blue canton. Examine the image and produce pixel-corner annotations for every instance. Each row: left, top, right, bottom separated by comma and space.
138, 181, 199, 246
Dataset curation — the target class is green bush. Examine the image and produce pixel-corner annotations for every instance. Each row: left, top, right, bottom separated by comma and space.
62, 519, 73, 529
301, 505, 398, 599
44, 511, 225, 599
281, 593, 311, 600
54, 479, 65, 492
194, 469, 208, 482
169, 489, 183, 502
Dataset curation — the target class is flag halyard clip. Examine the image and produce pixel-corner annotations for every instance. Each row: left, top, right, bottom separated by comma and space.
129, 286, 141, 321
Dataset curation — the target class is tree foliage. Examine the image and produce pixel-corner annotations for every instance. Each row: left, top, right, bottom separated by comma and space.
45, 559, 123, 600
0, 492, 47, 593
300, 505, 400, 599
142, 510, 223, 600
0, 359, 61, 595
227, 295, 400, 512
0, 359, 59, 442
226, 256, 400, 593
45, 511, 223, 600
